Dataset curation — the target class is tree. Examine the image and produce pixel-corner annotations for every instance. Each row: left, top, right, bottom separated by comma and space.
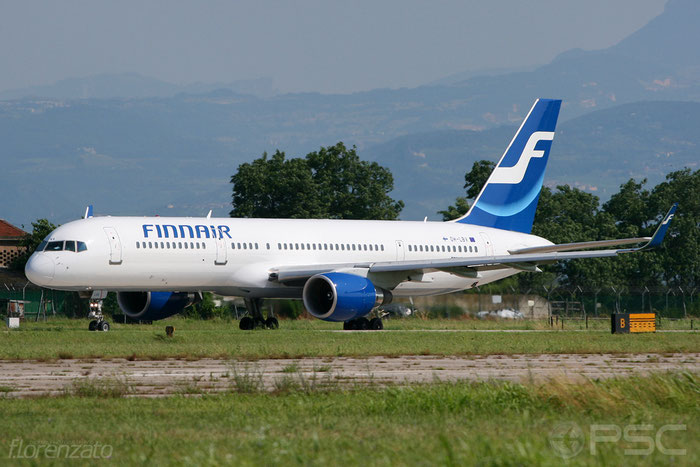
11, 218, 57, 270
438, 197, 470, 221
230, 142, 403, 220
438, 160, 495, 220
464, 160, 496, 199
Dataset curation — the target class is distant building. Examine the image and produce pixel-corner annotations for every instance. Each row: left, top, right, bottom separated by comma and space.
0, 220, 27, 268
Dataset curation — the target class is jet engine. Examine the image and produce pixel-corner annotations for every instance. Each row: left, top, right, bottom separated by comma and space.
302, 272, 391, 322
116, 291, 199, 321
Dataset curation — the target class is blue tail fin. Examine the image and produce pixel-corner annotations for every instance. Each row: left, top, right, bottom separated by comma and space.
455, 98, 561, 233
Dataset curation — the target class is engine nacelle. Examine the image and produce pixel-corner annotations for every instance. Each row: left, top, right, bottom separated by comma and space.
116, 291, 198, 321
302, 272, 391, 322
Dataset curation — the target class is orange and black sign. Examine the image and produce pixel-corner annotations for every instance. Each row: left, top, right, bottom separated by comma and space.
611, 313, 656, 334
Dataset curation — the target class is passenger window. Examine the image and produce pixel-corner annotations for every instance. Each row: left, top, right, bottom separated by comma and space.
369, 245, 373, 251
196, 243, 200, 249
249, 243, 253, 249
243, 243, 247, 250
255, 243, 259, 249
278, 243, 282, 249
474, 246, 478, 253
202, 243, 206, 249
161, 242, 165, 249
352, 244, 356, 251
190, 242, 194, 249
136, 242, 140, 249
301, 243, 305, 250
178, 242, 182, 249
266, 243, 270, 250
46, 241, 63, 251
381, 245, 384, 251
184, 243, 188, 249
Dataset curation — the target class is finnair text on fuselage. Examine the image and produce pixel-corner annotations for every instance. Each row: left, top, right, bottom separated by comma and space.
142, 224, 233, 239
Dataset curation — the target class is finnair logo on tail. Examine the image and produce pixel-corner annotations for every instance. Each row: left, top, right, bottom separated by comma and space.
489, 131, 555, 185
662, 213, 675, 225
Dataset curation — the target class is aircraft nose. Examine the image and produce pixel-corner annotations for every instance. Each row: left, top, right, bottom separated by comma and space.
25, 254, 55, 285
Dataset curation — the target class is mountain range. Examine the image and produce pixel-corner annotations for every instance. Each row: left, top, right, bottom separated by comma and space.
1, 0, 699, 228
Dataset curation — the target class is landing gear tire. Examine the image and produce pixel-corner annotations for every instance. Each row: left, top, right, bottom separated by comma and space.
89, 320, 98, 331
239, 316, 254, 330
265, 317, 279, 329
369, 318, 384, 330
98, 321, 110, 332
343, 320, 353, 331
356, 317, 370, 330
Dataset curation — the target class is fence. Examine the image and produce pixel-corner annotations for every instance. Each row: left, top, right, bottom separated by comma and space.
0, 284, 73, 319
411, 284, 699, 319
2, 281, 698, 321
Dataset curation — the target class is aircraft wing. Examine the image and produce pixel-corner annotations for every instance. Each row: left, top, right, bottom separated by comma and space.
270, 204, 676, 284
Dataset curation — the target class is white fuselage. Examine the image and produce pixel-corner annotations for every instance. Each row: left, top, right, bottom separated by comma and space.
25, 216, 552, 298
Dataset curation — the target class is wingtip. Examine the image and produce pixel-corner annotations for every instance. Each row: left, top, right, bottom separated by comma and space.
645, 203, 678, 249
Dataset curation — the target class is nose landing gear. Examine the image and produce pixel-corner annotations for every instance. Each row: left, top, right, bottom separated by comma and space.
87, 293, 110, 332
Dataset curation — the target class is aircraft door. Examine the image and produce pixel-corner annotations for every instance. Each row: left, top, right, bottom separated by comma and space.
479, 232, 494, 256
214, 231, 228, 265
103, 227, 123, 264
395, 240, 405, 260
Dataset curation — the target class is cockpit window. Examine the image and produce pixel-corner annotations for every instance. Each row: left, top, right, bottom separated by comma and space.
46, 241, 63, 251
77, 241, 87, 252
37, 241, 48, 252
65, 240, 76, 252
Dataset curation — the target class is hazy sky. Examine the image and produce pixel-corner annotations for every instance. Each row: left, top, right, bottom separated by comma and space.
0, 0, 666, 94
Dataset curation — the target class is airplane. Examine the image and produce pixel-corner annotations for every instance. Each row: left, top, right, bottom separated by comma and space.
24, 99, 677, 331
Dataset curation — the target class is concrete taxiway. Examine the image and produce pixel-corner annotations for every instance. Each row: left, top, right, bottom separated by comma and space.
0, 353, 697, 397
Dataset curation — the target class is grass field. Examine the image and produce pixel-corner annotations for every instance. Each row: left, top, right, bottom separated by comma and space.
0, 372, 696, 465
0, 317, 698, 360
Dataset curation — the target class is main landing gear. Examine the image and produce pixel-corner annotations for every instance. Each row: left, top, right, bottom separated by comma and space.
343, 317, 383, 331
88, 298, 110, 332
239, 298, 279, 330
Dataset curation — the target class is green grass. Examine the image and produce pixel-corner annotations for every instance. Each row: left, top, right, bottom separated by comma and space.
0, 317, 698, 360
0, 372, 696, 465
